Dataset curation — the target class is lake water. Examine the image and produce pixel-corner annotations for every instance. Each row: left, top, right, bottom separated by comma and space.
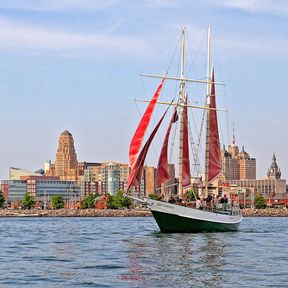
0, 216, 287, 287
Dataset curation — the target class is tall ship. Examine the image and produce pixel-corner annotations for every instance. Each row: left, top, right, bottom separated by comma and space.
126, 27, 242, 233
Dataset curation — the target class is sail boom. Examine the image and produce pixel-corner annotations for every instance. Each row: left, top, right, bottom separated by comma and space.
135, 99, 227, 112
141, 73, 225, 85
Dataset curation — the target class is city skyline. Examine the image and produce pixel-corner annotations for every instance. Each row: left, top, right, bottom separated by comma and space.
0, 0, 288, 179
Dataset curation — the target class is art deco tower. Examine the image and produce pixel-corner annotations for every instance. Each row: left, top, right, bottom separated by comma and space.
54, 130, 78, 180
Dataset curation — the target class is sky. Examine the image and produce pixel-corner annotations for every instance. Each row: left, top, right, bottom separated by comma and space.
0, 0, 288, 179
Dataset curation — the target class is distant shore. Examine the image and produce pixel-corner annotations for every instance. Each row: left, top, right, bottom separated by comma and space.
0, 208, 152, 217
0, 208, 288, 217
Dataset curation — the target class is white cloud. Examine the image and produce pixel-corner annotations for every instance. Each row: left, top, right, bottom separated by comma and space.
0, 19, 149, 57
0, 16, 285, 61
0, 0, 116, 11
210, 0, 288, 16
165, 23, 286, 59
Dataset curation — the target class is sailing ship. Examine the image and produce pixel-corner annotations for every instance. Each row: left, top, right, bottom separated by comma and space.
126, 27, 242, 233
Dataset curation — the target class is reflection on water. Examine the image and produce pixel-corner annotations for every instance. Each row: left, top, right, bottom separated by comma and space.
121, 233, 228, 287
1, 217, 288, 287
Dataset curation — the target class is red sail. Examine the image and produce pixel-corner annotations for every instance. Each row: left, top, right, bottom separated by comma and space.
127, 109, 168, 192
208, 69, 222, 182
129, 79, 165, 168
182, 99, 191, 187
156, 109, 178, 186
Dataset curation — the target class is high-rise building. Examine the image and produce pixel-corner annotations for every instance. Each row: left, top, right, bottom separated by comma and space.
46, 130, 79, 180
99, 161, 130, 195
140, 164, 176, 196
221, 144, 256, 181
144, 166, 157, 196
81, 161, 130, 196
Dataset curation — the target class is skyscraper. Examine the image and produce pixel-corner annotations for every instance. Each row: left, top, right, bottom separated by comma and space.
46, 130, 79, 180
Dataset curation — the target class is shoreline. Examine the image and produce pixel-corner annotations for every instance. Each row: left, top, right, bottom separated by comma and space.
0, 208, 152, 217
0, 208, 288, 217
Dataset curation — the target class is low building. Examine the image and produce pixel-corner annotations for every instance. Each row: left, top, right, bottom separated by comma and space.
0, 176, 82, 206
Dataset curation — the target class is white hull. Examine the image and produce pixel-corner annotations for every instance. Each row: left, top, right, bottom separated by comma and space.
146, 199, 242, 232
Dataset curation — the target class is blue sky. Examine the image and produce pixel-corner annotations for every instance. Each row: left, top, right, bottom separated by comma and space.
0, 0, 288, 179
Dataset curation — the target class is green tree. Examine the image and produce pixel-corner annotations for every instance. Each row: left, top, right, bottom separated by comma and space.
22, 193, 36, 209
107, 190, 132, 209
0, 191, 5, 208
185, 189, 199, 201
148, 193, 159, 200
51, 195, 64, 209
254, 194, 266, 209
81, 193, 97, 209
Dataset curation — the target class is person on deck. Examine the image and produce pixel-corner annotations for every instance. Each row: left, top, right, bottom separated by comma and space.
196, 197, 203, 210
205, 194, 213, 209
168, 196, 176, 204
220, 194, 228, 204
214, 195, 220, 209
220, 194, 229, 210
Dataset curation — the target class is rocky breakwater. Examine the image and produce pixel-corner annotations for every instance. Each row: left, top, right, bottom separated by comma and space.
242, 208, 288, 217
0, 208, 152, 217
1, 208, 288, 217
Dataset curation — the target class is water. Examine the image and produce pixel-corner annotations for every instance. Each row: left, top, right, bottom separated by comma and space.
0, 217, 287, 288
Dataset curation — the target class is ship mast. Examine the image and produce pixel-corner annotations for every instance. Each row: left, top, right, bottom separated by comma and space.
204, 25, 211, 198
178, 28, 186, 197
137, 26, 225, 197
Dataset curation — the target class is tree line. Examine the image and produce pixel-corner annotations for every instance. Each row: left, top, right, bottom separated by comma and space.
0, 190, 132, 210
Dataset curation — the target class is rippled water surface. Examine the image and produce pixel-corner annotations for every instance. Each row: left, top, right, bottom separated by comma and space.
0, 216, 287, 287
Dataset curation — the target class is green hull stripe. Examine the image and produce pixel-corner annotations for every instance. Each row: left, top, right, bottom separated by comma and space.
151, 210, 240, 233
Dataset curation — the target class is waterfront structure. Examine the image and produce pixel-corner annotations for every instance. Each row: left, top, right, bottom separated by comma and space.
46, 130, 79, 180
221, 143, 256, 181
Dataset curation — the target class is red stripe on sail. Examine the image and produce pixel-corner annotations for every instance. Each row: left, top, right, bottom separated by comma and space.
127, 109, 168, 192
208, 69, 222, 182
129, 79, 165, 168
182, 100, 191, 187
155, 109, 177, 186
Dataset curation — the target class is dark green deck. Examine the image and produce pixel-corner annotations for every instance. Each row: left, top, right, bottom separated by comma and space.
151, 210, 240, 233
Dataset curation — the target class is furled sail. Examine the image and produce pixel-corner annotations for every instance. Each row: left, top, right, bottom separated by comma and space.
155, 108, 178, 186
182, 99, 191, 187
129, 79, 165, 168
127, 108, 168, 192
208, 69, 222, 182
